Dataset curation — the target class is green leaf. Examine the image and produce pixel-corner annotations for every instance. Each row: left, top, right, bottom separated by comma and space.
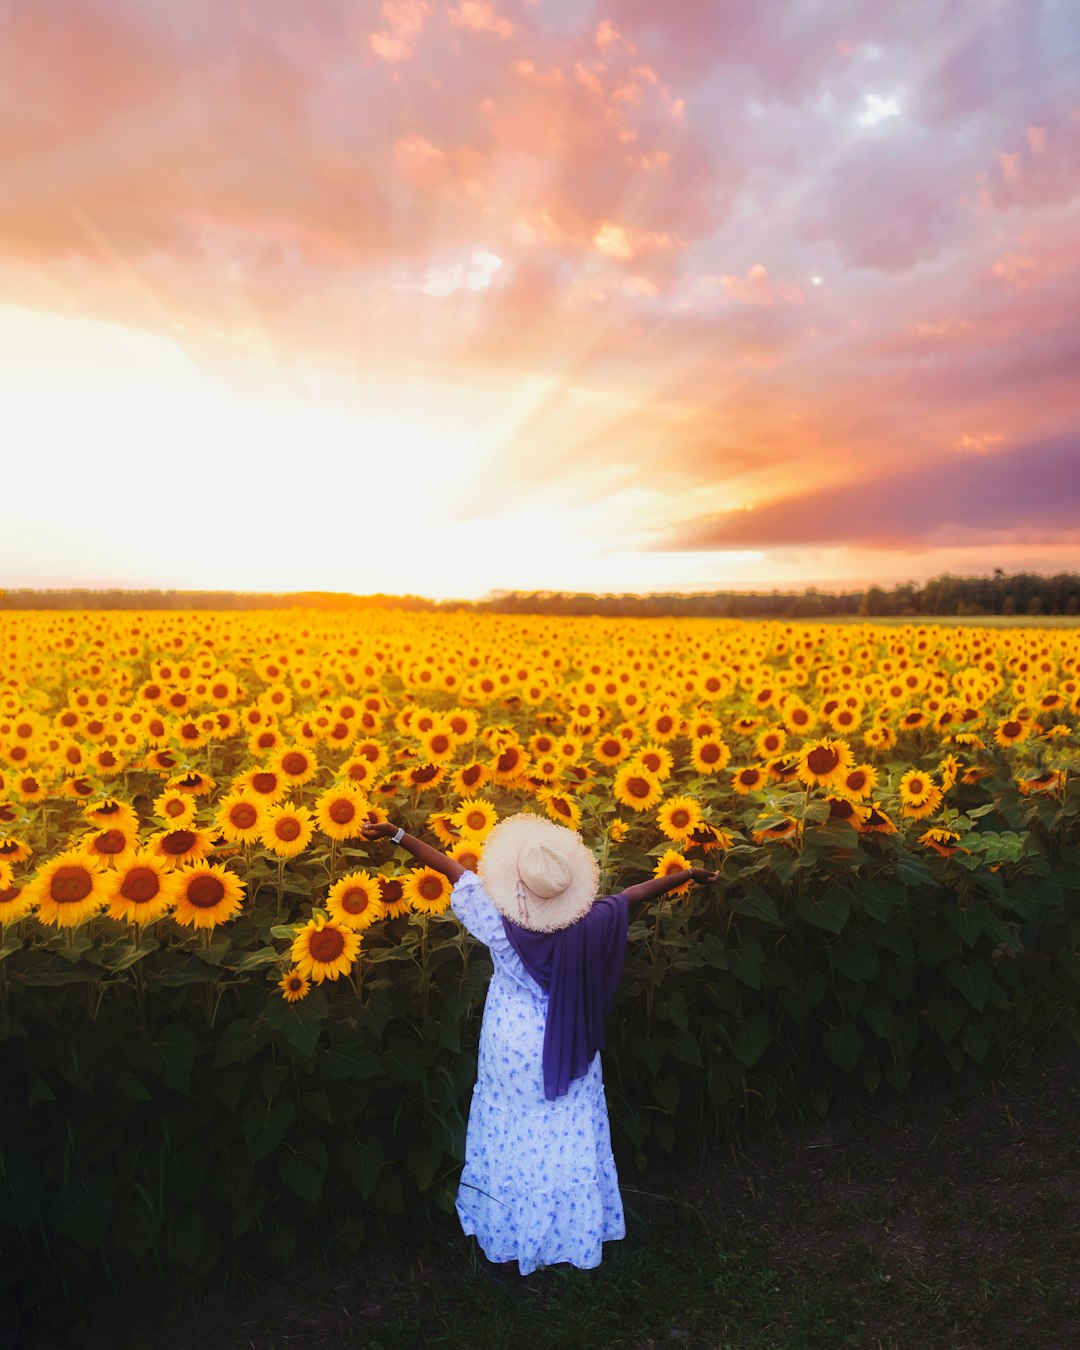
822, 1018, 863, 1073
278, 1137, 328, 1205
795, 887, 850, 933
947, 958, 994, 1012
146, 1021, 199, 1094
726, 889, 783, 927
243, 1097, 295, 1162
320, 1039, 381, 1080
230, 945, 282, 972
730, 1009, 771, 1067
339, 1136, 383, 1200
210, 1018, 268, 1070
406, 1141, 441, 1193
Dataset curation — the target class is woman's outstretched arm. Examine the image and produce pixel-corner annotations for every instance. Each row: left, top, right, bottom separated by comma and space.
360, 814, 466, 884
621, 866, 721, 915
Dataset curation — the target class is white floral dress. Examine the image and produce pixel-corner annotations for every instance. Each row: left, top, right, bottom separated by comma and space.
450, 869, 626, 1275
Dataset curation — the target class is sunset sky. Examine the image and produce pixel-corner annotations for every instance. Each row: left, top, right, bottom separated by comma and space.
2, 0, 1079, 601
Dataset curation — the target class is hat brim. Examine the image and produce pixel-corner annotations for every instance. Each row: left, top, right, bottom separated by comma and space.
478, 811, 599, 933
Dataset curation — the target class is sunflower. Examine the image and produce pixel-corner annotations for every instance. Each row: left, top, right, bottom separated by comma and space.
950, 731, 986, 751
993, 717, 1030, 748
612, 763, 663, 813
236, 766, 289, 804
166, 770, 216, 798
24, 848, 110, 927
351, 739, 390, 774
326, 870, 386, 930
451, 761, 492, 796
918, 826, 965, 857
685, 822, 733, 853
864, 725, 898, 751
898, 768, 936, 810
452, 798, 500, 839
766, 754, 802, 784
290, 913, 360, 982
824, 796, 869, 829
314, 784, 369, 841
404, 761, 448, 793
272, 745, 319, 789
1017, 769, 1065, 795
655, 794, 702, 842
403, 867, 452, 916
13, 773, 49, 805
652, 848, 691, 897
647, 708, 681, 743
897, 773, 943, 821
608, 818, 629, 843
145, 824, 216, 870
750, 816, 799, 845
539, 788, 582, 830
593, 733, 631, 767
377, 874, 409, 919
214, 792, 267, 845
936, 754, 961, 792
104, 851, 180, 924
835, 763, 878, 800
826, 705, 862, 736
0, 837, 34, 867
730, 765, 767, 795
782, 701, 816, 735
278, 968, 311, 1002
555, 736, 584, 765
82, 797, 140, 833
260, 803, 316, 859
0, 874, 33, 924
79, 819, 139, 867
171, 862, 246, 929
490, 744, 531, 785
633, 743, 674, 781
690, 735, 732, 775
794, 737, 855, 790
754, 726, 787, 759
420, 726, 456, 764
449, 838, 482, 872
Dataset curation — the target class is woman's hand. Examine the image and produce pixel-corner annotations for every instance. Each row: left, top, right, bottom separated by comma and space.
688, 867, 722, 884
361, 815, 397, 842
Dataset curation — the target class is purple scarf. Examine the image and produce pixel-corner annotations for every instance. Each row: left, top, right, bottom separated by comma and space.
502, 893, 630, 1101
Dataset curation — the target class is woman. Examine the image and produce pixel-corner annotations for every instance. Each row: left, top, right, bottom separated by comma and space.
360, 809, 721, 1276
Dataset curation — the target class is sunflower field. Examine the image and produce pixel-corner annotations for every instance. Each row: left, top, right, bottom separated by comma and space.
1, 607, 1078, 1308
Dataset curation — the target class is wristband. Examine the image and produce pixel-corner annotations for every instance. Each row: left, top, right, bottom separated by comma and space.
390, 826, 405, 844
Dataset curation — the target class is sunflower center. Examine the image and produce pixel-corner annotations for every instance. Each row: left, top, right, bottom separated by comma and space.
430, 734, 449, 754
700, 744, 720, 764
330, 799, 356, 824
50, 865, 93, 904
413, 764, 439, 783
847, 771, 867, 790
121, 867, 161, 903
251, 772, 277, 794
497, 750, 519, 773
806, 747, 839, 776
419, 876, 444, 901
380, 880, 403, 904
1002, 721, 1022, 737
601, 740, 621, 757
466, 812, 487, 832
309, 927, 345, 962
671, 809, 690, 828
276, 819, 301, 841
231, 802, 258, 828
166, 799, 187, 817
282, 752, 308, 776
739, 769, 760, 785
341, 887, 370, 915
627, 776, 651, 799
188, 874, 226, 908
908, 779, 925, 795
162, 830, 196, 855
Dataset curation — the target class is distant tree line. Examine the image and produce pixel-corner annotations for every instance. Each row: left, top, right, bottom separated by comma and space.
1, 571, 1077, 617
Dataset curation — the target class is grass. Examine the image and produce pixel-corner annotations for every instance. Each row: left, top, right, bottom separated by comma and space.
11, 1028, 1080, 1350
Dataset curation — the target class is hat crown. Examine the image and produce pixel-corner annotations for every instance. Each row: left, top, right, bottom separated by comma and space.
517, 840, 573, 899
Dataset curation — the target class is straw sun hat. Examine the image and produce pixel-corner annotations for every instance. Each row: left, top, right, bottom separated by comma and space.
477, 811, 601, 933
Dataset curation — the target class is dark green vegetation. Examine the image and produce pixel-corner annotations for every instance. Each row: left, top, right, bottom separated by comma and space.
11, 1027, 1078, 1350
3, 568, 1079, 617
3, 746, 1078, 1333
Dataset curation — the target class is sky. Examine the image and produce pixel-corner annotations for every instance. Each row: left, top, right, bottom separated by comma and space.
1, 0, 1079, 601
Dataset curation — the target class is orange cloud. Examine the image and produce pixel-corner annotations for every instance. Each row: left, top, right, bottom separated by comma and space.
719, 264, 807, 306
